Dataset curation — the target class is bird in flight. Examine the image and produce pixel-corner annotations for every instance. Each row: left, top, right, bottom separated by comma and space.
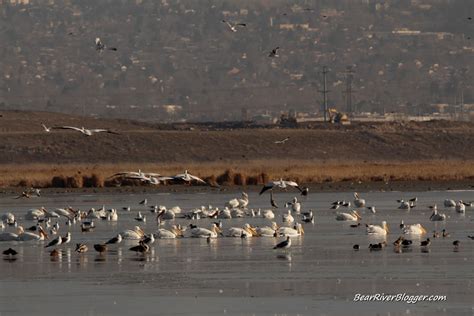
52, 126, 119, 136
172, 170, 207, 184
95, 37, 118, 51
260, 179, 302, 195
274, 137, 290, 144
41, 123, 52, 132
268, 47, 280, 58
222, 20, 246, 32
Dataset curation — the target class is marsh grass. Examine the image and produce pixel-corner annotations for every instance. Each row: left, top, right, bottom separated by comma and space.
0, 160, 473, 188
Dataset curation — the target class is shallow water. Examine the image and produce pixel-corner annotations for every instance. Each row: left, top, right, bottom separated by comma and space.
0, 190, 473, 315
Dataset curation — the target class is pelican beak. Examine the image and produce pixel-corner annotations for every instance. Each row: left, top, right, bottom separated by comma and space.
385, 224, 390, 233
250, 227, 258, 236
300, 226, 305, 235
421, 225, 427, 234
354, 211, 362, 220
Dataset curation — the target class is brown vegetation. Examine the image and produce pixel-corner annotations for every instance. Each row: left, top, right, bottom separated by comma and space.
0, 160, 473, 188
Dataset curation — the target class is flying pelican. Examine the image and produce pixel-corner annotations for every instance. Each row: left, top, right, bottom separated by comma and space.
268, 47, 280, 58
222, 20, 246, 32
273, 236, 291, 249
52, 126, 119, 136
335, 210, 361, 221
274, 137, 290, 144
270, 191, 279, 208
402, 223, 427, 236
259, 179, 302, 195
353, 192, 366, 208
172, 170, 206, 184
366, 221, 389, 235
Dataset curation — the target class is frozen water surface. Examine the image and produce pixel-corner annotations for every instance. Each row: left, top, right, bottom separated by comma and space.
0, 190, 473, 315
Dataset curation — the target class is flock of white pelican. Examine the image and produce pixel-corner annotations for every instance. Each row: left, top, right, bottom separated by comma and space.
1, 189, 473, 259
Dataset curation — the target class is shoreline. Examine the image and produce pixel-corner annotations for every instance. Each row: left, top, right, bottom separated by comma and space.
1, 179, 472, 196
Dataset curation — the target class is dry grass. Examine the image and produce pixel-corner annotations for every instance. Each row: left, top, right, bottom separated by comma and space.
0, 159, 473, 188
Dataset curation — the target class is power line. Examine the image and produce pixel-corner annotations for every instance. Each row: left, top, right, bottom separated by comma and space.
319, 66, 330, 122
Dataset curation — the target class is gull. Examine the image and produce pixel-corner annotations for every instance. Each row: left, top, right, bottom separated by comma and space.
429, 209, 446, 221
259, 179, 302, 195
353, 192, 366, 208
274, 137, 289, 144
41, 123, 52, 132
366, 206, 376, 214
139, 199, 148, 206
444, 199, 456, 207
134, 212, 146, 222
268, 47, 280, 58
455, 200, 466, 213
273, 236, 291, 250
95, 37, 118, 51
44, 235, 62, 248
105, 234, 123, 245
222, 20, 246, 32
53, 126, 119, 136
172, 170, 206, 184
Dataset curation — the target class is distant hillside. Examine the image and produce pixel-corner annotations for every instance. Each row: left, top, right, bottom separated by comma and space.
0, 111, 473, 164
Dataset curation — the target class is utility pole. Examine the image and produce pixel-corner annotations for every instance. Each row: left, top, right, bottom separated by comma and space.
319, 66, 329, 122
344, 66, 355, 114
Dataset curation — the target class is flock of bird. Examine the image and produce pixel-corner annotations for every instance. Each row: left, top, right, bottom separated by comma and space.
2, 187, 473, 261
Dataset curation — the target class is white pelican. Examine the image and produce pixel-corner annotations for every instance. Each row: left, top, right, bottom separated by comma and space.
444, 199, 456, 207
86, 208, 105, 219
259, 179, 302, 195
121, 226, 145, 240
430, 209, 446, 221
366, 221, 389, 235
222, 20, 246, 32
353, 192, 366, 208
1, 213, 15, 224
268, 47, 280, 58
256, 222, 279, 237
217, 208, 232, 219
286, 197, 301, 214
25, 208, 46, 220
157, 208, 175, 220
455, 201, 466, 213
278, 223, 304, 237
225, 223, 257, 238
172, 170, 206, 184
262, 209, 275, 219
186, 223, 222, 238
273, 236, 291, 249
226, 192, 249, 209
155, 225, 184, 239
335, 210, 361, 221
16, 226, 48, 241
282, 210, 294, 223
0, 232, 19, 241
403, 223, 427, 236
53, 125, 119, 136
